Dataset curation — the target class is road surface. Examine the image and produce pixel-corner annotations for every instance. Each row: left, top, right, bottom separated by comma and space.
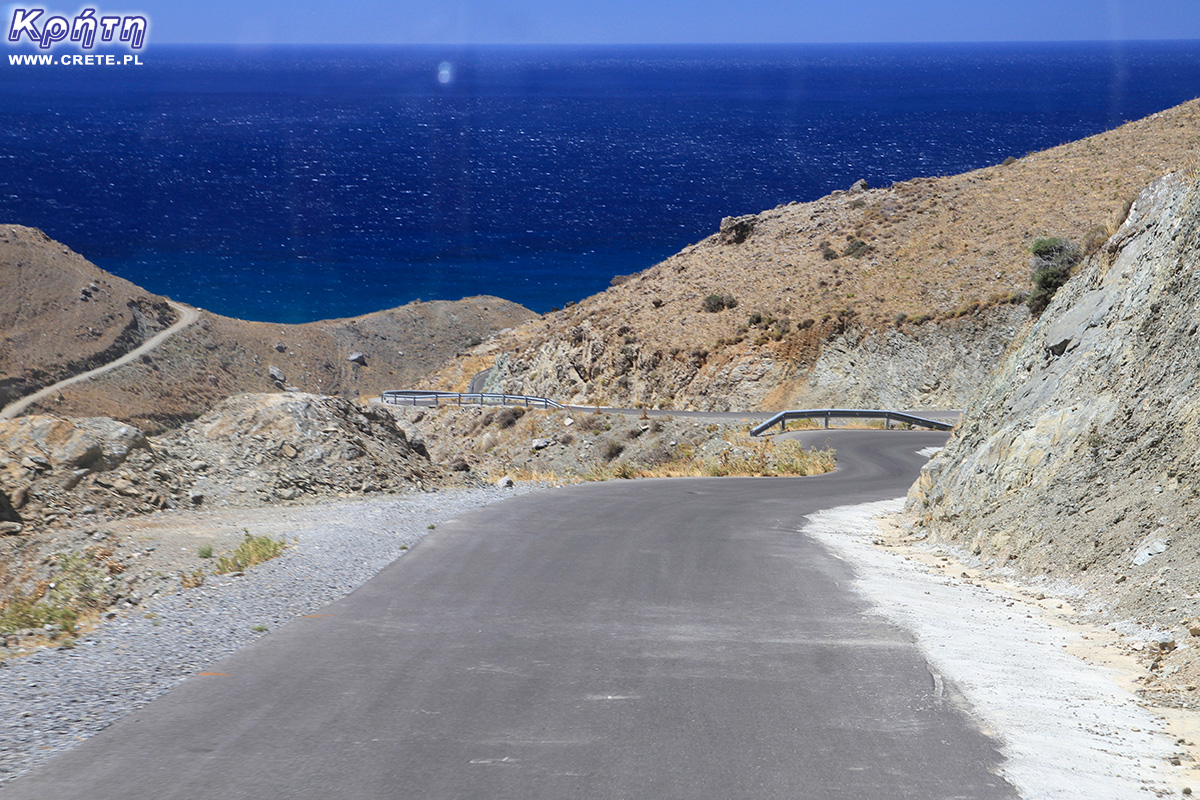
1, 429, 1015, 799
0, 301, 200, 421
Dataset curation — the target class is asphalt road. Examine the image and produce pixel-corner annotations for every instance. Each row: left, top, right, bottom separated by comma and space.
1, 429, 1016, 799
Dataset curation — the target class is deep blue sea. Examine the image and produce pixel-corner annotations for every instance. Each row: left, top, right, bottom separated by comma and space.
2, 42, 1199, 322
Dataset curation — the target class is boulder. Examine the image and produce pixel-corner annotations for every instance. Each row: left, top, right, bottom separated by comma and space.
0, 415, 148, 474
718, 214, 757, 245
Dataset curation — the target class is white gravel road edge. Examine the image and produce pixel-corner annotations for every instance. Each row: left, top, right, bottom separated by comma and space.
804, 498, 1186, 800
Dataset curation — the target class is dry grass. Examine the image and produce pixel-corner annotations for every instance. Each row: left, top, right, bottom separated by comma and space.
433, 98, 1200, 409
582, 436, 836, 481
214, 532, 288, 574
0, 550, 110, 639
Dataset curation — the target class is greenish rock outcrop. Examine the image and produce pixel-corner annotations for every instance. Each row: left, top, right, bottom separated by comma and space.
907, 172, 1200, 629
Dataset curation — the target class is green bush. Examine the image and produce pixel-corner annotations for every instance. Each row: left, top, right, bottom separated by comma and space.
601, 440, 625, 461
1027, 237, 1081, 316
495, 406, 526, 429
702, 293, 738, 313
842, 238, 871, 258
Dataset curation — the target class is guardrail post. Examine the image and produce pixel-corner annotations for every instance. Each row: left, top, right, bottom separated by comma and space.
824, 413, 829, 429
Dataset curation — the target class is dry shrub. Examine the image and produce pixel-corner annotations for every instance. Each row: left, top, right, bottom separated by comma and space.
215, 532, 287, 574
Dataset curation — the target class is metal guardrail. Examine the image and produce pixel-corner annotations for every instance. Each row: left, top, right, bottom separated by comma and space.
381, 390, 567, 410
750, 409, 955, 436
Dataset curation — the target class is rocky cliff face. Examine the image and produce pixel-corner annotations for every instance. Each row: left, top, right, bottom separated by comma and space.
482, 303, 1026, 411
907, 173, 1200, 634
793, 304, 1028, 409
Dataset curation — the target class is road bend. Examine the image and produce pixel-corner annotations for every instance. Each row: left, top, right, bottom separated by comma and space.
1, 429, 1016, 800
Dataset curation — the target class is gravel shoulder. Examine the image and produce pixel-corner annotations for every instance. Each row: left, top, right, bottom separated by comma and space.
0, 483, 541, 788
806, 498, 1199, 799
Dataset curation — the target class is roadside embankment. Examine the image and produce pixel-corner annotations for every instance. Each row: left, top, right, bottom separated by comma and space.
907, 173, 1200, 705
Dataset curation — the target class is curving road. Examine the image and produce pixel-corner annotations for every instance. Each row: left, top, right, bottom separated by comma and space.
0, 428, 1019, 800
0, 301, 200, 422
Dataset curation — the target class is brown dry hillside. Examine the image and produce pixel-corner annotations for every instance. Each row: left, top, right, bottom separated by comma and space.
0, 225, 178, 408
435, 98, 1200, 411
0, 229, 536, 428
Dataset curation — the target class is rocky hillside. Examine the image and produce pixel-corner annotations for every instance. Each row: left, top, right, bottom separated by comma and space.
0, 392, 457, 633
0, 226, 177, 409
437, 98, 1200, 411
0, 393, 449, 535
0, 226, 536, 428
905, 173, 1200, 699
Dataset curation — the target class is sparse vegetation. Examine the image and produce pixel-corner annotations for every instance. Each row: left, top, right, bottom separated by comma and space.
576, 412, 609, 432
181, 569, 206, 589
702, 293, 738, 313
602, 439, 625, 461
0, 552, 113, 635
197, 544, 213, 559
214, 532, 287, 574
1027, 237, 1081, 316
495, 406, 526, 429
1081, 226, 1109, 255
843, 238, 872, 258
587, 437, 835, 480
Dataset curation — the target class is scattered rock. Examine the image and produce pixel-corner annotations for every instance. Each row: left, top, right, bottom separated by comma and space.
718, 214, 757, 245
849, 178, 870, 193
0, 521, 24, 535
496, 476, 514, 488
1132, 539, 1169, 567
110, 478, 141, 497
347, 352, 368, 366
268, 365, 286, 384
531, 438, 552, 451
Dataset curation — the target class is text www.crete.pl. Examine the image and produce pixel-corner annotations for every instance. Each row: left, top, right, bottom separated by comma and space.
9, 52, 143, 65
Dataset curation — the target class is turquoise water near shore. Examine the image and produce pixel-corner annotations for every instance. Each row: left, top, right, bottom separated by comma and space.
2, 42, 1199, 321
